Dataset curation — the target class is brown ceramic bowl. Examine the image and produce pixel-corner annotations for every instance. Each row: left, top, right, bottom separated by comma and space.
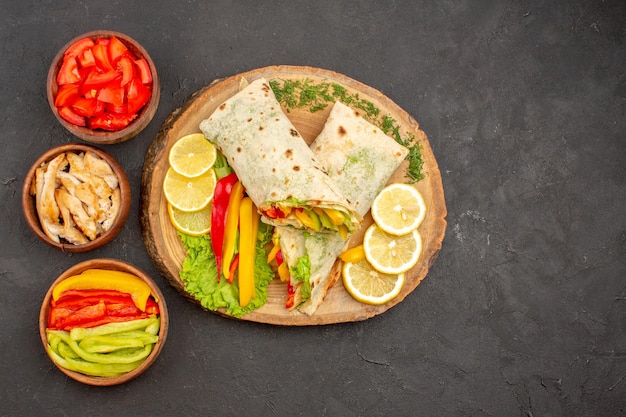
39, 258, 169, 386
47, 30, 160, 144
22, 143, 131, 252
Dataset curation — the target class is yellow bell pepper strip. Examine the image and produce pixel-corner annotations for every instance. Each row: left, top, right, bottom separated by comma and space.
337, 224, 349, 240
238, 197, 259, 307
52, 269, 155, 311
323, 208, 346, 226
222, 181, 244, 282
277, 262, 290, 282
313, 207, 335, 230
266, 234, 281, 263
339, 244, 365, 263
294, 208, 321, 231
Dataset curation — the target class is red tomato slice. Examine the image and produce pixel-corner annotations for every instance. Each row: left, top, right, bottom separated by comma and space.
82, 69, 121, 90
126, 78, 151, 114
94, 99, 106, 115
88, 113, 137, 131
117, 56, 135, 86
108, 36, 129, 64
56, 56, 81, 85
54, 84, 80, 107
97, 86, 125, 107
77, 47, 96, 68
64, 37, 95, 58
134, 58, 152, 84
58, 106, 86, 127
92, 44, 113, 71
106, 102, 128, 115
95, 37, 109, 46
71, 97, 99, 117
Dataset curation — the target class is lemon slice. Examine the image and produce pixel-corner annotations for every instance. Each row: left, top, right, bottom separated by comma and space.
342, 258, 405, 305
371, 183, 426, 235
168, 133, 217, 178
167, 203, 212, 236
163, 167, 216, 212
363, 224, 422, 274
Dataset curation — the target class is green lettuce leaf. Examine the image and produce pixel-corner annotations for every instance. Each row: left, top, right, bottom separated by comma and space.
290, 255, 311, 302
178, 223, 274, 318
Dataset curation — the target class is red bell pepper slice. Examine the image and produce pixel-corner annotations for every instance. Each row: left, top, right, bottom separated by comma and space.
211, 172, 239, 281
54, 84, 79, 107
285, 280, 296, 309
54, 289, 132, 303
107, 36, 129, 64
88, 113, 137, 131
52, 301, 107, 330
64, 37, 95, 58
58, 106, 86, 126
227, 253, 240, 284
126, 78, 151, 114
56, 56, 81, 85
134, 58, 152, 84
145, 298, 160, 315
92, 43, 113, 71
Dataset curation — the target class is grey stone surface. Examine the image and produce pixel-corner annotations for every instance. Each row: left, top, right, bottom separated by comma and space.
1, 1, 624, 416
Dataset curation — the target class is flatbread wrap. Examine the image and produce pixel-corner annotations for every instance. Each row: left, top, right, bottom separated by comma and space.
199, 78, 361, 234
279, 101, 410, 314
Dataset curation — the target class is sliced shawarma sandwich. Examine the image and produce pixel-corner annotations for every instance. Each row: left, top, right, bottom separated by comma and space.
277, 101, 410, 315
199, 78, 361, 235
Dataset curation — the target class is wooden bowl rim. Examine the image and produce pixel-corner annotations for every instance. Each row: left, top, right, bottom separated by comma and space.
46, 30, 160, 145
21, 142, 131, 252
39, 258, 169, 386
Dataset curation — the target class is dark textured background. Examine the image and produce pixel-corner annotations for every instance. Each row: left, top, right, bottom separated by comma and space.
1, 1, 624, 416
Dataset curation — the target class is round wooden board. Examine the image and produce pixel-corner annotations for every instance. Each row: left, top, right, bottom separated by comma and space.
140, 65, 447, 326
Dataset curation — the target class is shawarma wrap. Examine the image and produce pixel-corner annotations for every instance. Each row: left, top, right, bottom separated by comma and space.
199, 78, 361, 234
279, 101, 410, 314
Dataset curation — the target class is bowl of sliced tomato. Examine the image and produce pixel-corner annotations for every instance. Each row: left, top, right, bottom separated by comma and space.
47, 30, 160, 144
39, 258, 169, 386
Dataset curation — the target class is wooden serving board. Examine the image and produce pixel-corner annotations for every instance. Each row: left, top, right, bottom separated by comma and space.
140, 66, 447, 325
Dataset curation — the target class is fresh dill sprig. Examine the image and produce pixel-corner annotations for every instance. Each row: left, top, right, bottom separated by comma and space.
270, 77, 425, 182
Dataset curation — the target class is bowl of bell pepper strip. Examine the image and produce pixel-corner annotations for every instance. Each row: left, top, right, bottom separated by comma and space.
39, 258, 168, 386
46, 30, 160, 145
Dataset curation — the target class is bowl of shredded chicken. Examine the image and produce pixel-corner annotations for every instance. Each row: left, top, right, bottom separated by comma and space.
22, 143, 131, 252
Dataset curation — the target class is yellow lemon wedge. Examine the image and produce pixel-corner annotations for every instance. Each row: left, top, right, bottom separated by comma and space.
163, 167, 216, 212
167, 203, 212, 236
363, 224, 422, 274
342, 258, 405, 305
168, 133, 217, 178
371, 183, 426, 235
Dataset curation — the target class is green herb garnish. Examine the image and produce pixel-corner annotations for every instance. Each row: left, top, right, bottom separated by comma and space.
269, 78, 425, 182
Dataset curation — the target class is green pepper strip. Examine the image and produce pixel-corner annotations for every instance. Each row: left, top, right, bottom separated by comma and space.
48, 330, 153, 364
105, 330, 159, 345
68, 316, 158, 341
79, 335, 146, 353
47, 346, 145, 377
